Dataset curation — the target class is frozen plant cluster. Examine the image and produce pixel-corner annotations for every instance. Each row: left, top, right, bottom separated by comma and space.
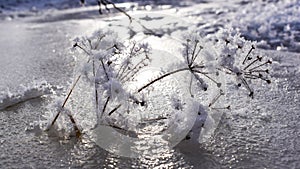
44, 27, 272, 144
44, 30, 154, 137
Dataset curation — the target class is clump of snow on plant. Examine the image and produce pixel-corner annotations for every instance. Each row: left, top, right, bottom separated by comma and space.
0, 80, 53, 110
41, 98, 79, 138
177, 28, 273, 143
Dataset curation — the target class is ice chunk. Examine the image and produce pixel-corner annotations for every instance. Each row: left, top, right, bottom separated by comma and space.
0, 81, 53, 110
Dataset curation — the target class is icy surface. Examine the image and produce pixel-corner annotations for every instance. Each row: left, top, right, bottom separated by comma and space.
0, 0, 300, 168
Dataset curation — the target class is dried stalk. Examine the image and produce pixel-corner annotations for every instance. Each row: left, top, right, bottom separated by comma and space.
46, 75, 82, 131
138, 67, 191, 93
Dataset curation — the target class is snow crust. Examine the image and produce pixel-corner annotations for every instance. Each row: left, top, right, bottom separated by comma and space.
232, 0, 300, 52
0, 81, 53, 110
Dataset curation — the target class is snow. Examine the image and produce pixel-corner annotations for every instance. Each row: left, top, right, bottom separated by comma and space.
170, 0, 300, 52
0, 0, 300, 168
231, 0, 300, 52
2, 0, 298, 54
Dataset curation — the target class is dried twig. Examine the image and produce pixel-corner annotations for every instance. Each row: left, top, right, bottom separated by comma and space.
97, 0, 132, 22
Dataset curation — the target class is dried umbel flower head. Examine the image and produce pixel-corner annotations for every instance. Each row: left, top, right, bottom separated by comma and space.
212, 29, 272, 98
47, 30, 153, 133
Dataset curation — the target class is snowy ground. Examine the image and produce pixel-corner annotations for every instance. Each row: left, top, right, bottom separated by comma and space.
0, 0, 300, 168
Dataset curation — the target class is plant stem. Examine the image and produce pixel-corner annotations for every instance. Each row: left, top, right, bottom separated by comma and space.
209, 90, 224, 107
46, 75, 82, 131
67, 114, 82, 138
108, 104, 122, 116
193, 69, 220, 86
100, 59, 109, 81
189, 74, 194, 97
186, 40, 190, 65
100, 0, 132, 22
243, 56, 262, 70
242, 45, 255, 64
93, 58, 100, 123
138, 67, 191, 92
102, 96, 110, 115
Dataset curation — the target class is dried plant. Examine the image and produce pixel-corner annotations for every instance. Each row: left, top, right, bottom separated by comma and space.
44, 29, 272, 141
212, 29, 272, 98
45, 30, 151, 135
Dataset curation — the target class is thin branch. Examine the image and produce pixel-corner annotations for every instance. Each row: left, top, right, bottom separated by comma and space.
102, 96, 110, 115
240, 77, 254, 98
100, 59, 109, 81
103, 123, 138, 138
74, 43, 91, 55
67, 114, 82, 138
191, 40, 198, 64
189, 74, 194, 97
186, 39, 190, 65
46, 75, 82, 131
190, 71, 208, 91
99, 0, 132, 22
116, 43, 136, 79
138, 67, 191, 93
120, 58, 147, 82
247, 69, 269, 74
108, 104, 122, 116
101, 0, 110, 11
244, 73, 271, 83
248, 60, 272, 71
94, 34, 106, 50
193, 69, 221, 87
191, 45, 203, 65
243, 56, 262, 70
242, 45, 255, 64
209, 89, 224, 107
97, 0, 103, 14
211, 105, 231, 110
92, 58, 100, 122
